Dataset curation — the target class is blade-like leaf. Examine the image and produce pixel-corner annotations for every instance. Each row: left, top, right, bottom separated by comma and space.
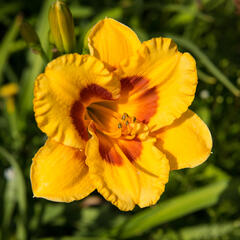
19, 0, 54, 118
0, 147, 27, 240
119, 180, 229, 238
180, 220, 240, 240
0, 15, 21, 85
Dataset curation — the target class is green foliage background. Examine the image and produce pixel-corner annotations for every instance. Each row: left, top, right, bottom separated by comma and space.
0, 0, 240, 239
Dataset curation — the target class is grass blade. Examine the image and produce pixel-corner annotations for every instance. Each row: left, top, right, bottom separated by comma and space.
180, 220, 240, 240
198, 69, 216, 85
119, 180, 229, 239
0, 147, 27, 240
0, 15, 21, 85
2, 168, 17, 239
39, 237, 113, 240
19, 0, 54, 117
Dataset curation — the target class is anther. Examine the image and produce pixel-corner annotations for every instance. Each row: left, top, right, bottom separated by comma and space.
118, 123, 122, 129
126, 120, 129, 126
133, 116, 136, 122
122, 113, 128, 120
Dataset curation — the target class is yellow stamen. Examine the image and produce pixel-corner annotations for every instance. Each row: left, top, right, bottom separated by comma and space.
86, 103, 149, 140
118, 113, 149, 140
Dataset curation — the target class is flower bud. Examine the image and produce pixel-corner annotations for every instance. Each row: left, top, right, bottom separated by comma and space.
49, 0, 76, 53
20, 21, 40, 48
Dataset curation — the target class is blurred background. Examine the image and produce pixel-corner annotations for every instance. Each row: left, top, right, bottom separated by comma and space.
0, 0, 240, 239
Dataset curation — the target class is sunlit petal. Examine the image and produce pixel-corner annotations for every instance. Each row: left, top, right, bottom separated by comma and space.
155, 110, 212, 170
118, 37, 197, 131
88, 18, 141, 69
85, 126, 169, 211
31, 139, 95, 202
34, 54, 120, 149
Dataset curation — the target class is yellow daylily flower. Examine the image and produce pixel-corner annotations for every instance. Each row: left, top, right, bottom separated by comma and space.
31, 18, 212, 211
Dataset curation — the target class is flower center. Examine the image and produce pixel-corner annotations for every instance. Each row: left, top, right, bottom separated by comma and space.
117, 113, 149, 140
86, 102, 149, 140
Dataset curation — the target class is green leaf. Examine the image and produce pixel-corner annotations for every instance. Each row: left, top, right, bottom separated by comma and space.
180, 220, 240, 240
19, 0, 54, 118
198, 69, 216, 85
2, 168, 17, 238
38, 237, 113, 240
0, 147, 27, 240
119, 180, 229, 239
0, 15, 21, 85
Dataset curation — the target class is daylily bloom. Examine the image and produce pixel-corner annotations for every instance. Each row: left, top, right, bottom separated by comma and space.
31, 18, 212, 211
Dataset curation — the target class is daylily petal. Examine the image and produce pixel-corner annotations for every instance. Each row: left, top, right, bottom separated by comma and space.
117, 37, 197, 131
86, 130, 139, 211
88, 18, 141, 70
132, 137, 169, 208
85, 126, 169, 211
34, 54, 120, 149
155, 110, 212, 170
31, 138, 95, 202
